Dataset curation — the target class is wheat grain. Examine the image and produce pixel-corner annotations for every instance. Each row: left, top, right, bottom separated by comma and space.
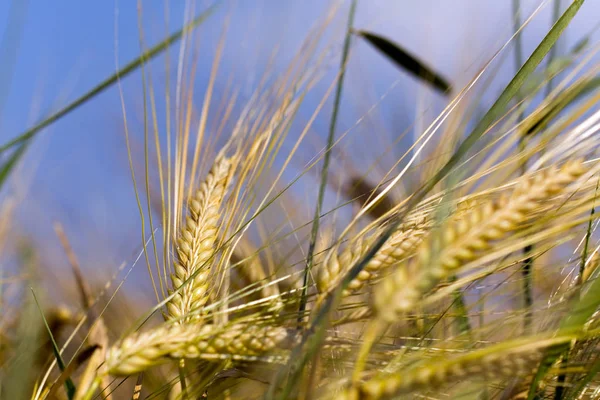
374, 160, 586, 323
105, 321, 292, 376
167, 155, 234, 323
317, 237, 365, 295
317, 223, 426, 297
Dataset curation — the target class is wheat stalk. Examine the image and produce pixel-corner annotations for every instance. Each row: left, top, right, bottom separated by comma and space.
373, 160, 586, 322
582, 248, 600, 282
105, 321, 292, 376
167, 154, 234, 323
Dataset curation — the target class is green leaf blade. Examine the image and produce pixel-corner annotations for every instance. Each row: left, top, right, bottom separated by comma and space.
355, 30, 451, 94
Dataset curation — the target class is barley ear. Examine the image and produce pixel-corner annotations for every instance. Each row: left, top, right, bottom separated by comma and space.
374, 160, 586, 323
167, 155, 234, 322
317, 223, 425, 297
105, 322, 292, 376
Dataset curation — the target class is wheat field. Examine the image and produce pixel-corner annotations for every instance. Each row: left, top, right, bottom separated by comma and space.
2, 1, 600, 399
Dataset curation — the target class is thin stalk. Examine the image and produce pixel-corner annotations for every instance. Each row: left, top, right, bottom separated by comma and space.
452, 284, 472, 334
548, 3, 570, 399
579, 177, 598, 284
0, 142, 27, 188
547, 0, 562, 96
512, 0, 524, 80
297, 0, 357, 325
133, 373, 143, 400
31, 288, 76, 399
178, 363, 187, 399
137, 0, 166, 299
513, 0, 533, 333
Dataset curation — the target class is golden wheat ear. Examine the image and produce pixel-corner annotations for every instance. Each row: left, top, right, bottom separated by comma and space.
167, 154, 235, 323
344, 335, 573, 400
373, 159, 586, 323
317, 222, 426, 297
104, 321, 292, 376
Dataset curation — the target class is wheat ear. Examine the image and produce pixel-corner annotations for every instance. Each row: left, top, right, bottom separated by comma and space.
374, 160, 586, 323
167, 155, 234, 322
317, 223, 425, 296
340, 336, 571, 400
105, 322, 292, 376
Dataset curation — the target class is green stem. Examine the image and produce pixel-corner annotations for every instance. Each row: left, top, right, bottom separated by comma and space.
31, 288, 76, 399
513, 0, 533, 333
452, 287, 472, 334
297, 0, 357, 326
579, 178, 598, 285
547, 0, 562, 97
178, 362, 187, 399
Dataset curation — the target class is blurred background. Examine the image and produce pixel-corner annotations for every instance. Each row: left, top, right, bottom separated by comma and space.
1, 0, 599, 298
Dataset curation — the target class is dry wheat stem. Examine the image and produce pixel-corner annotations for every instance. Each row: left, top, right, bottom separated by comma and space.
374, 160, 586, 323
167, 155, 234, 323
105, 321, 292, 376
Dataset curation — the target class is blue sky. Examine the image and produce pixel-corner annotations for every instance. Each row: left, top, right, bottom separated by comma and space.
1, 0, 598, 295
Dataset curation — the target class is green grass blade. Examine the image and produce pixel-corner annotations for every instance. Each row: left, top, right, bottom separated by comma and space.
46, 345, 99, 400
0, 143, 27, 188
270, 1, 584, 396
522, 76, 600, 137
452, 287, 472, 334
513, 0, 536, 334
571, 36, 589, 54
31, 288, 76, 400
580, 179, 599, 283
297, 0, 357, 326
560, 265, 600, 333
3, 245, 42, 399
0, 3, 218, 155
354, 30, 451, 94
546, 0, 562, 95
512, 0, 524, 88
